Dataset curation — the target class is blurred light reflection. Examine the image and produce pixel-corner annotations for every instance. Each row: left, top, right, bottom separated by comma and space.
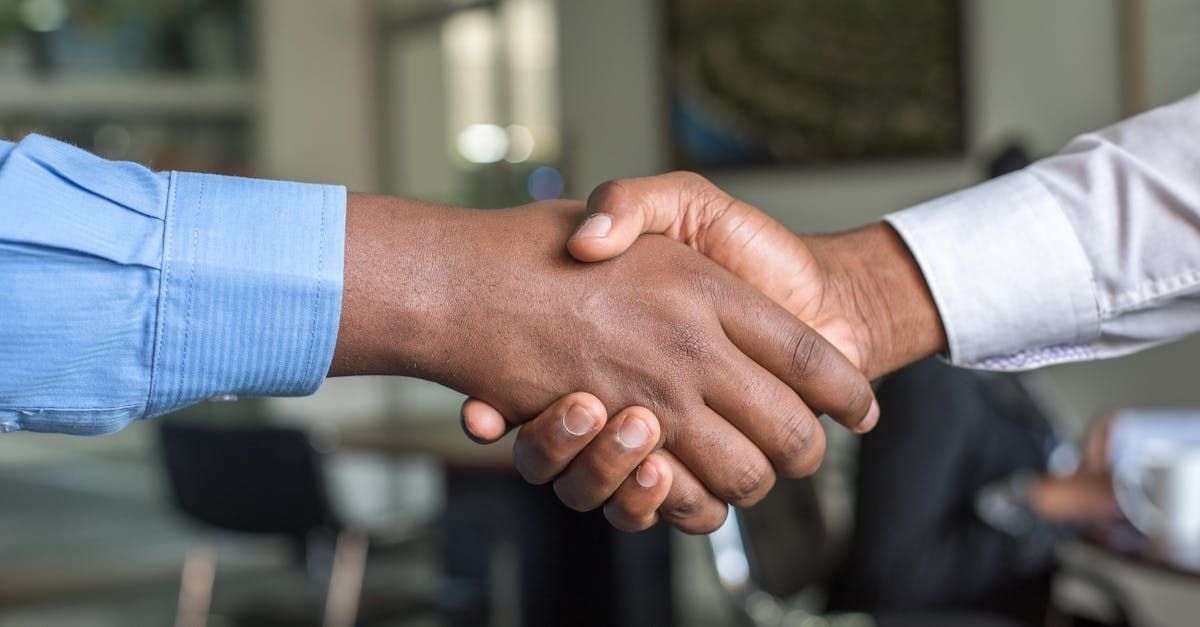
526, 165, 564, 200
457, 123, 508, 164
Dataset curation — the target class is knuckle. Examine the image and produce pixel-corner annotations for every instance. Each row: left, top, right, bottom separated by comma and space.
625, 518, 656, 532
512, 440, 561, 486
844, 378, 872, 417
563, 391, 602, 414
678, 506, 727, 535
661, 484, 707, 521
670, 320, 716, 363
587, 179, 629, 212
773, 412, 819, 477
684, 265, 727, 302
670, 170, 735, 228
788, 425, 826, 478
514, 458, 554, 486
725, 458, 775, 507
553, 478, 599, 512
840, 377, 868, 422
603, 498, 652, 532
605, 493, 638, 520
603, 506, 636, 532
635, 382, 679, 419
693, 516, 725, 535
670, 170, 711, 189
787, 329, 826, 382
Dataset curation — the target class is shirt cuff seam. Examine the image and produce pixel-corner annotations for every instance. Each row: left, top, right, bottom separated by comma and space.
145, 171, 179, 419
3, 404, 145, 413
961, 343, 1101, 370
177, 175, 204, 409
1104, 268, 1200, 314
1025, 170, 1103, 339
302, 184, 329, 385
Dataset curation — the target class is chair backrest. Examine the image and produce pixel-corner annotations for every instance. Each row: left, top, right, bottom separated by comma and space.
707, 475, 830, 616
736, 477, 831, 599
159, 420, 339, 539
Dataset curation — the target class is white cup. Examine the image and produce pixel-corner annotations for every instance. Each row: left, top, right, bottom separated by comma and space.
1114, 441, 1200, 569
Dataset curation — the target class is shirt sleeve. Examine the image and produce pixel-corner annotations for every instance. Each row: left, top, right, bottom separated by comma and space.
0, 135, 345, 434
885, 91, 1200, 371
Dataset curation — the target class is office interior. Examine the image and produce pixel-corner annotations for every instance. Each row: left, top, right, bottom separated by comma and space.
3, 0, 1200, 625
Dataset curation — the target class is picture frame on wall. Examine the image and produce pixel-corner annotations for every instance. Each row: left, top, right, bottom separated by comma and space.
663, 0, 966, 170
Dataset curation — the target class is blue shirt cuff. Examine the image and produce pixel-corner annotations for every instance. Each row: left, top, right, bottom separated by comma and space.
146, 172, 346, 417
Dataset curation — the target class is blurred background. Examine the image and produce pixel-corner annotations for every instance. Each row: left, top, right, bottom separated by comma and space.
3, 0, 1200, 626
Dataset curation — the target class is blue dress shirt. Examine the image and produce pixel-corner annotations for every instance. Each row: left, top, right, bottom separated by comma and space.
0, 135, 345, 435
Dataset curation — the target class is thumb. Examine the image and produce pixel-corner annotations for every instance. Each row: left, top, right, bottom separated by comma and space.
460, 397, 514, 444
568, 175, 694, 262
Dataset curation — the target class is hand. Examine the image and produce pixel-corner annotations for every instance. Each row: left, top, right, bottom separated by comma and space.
1028, 415, 1118, 524
331, 194, 878, 530
486, 392, 676, 531
477, 391, 744, 532
463, 173, 946, 530
1029, 473, 1118, 524
569, 171, 945, 377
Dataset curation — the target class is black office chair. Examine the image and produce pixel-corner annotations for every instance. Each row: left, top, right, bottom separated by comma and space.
707, 360, 1140, 627
159, 419, 430, 627
706, 478, 861, 627
161, 421, 338, 549
707, 460, 1045, 627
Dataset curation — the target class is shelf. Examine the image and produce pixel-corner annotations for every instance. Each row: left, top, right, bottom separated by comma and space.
0, 76, 256, 116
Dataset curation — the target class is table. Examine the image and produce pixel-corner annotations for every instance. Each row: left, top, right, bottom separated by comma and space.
1055, 529, 1200, 627
336, 418, 674, 627
1083, 523, 1200, 581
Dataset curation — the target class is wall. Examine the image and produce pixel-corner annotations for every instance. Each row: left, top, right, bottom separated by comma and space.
257, 0, 377, 190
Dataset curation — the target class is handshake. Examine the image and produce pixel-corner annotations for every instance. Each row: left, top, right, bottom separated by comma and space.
331, 172, 946, 534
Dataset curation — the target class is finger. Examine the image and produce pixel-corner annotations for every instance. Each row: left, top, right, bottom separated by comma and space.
510, 392, 607, 485
461, 397, 515, 444
715, 279, 879, 433
553, 406, 662, 512
665, 404, 777, 509
569, 172, 711, 262
653, 449, 729, 534
705, 344, 828, 478
603, 451, 673, 532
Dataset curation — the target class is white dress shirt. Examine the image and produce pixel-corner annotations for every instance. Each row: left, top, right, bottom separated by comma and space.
886, 91, 1200, 371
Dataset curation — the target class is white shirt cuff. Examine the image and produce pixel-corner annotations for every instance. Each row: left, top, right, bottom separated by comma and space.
884, 171, 1101, 370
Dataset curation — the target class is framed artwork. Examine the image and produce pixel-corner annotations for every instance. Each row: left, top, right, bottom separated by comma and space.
664, 0, 965, 169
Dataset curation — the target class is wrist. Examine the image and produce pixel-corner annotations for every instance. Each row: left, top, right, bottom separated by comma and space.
804, 222, 946, 378
329, 193, 466, 378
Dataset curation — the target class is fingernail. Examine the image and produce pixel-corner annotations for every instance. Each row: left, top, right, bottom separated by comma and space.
636, 463, 659, 488
575, 213, 612, 239
856, 400, 880, 434
617, 415, 651, 448
562, 404, 596, 436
